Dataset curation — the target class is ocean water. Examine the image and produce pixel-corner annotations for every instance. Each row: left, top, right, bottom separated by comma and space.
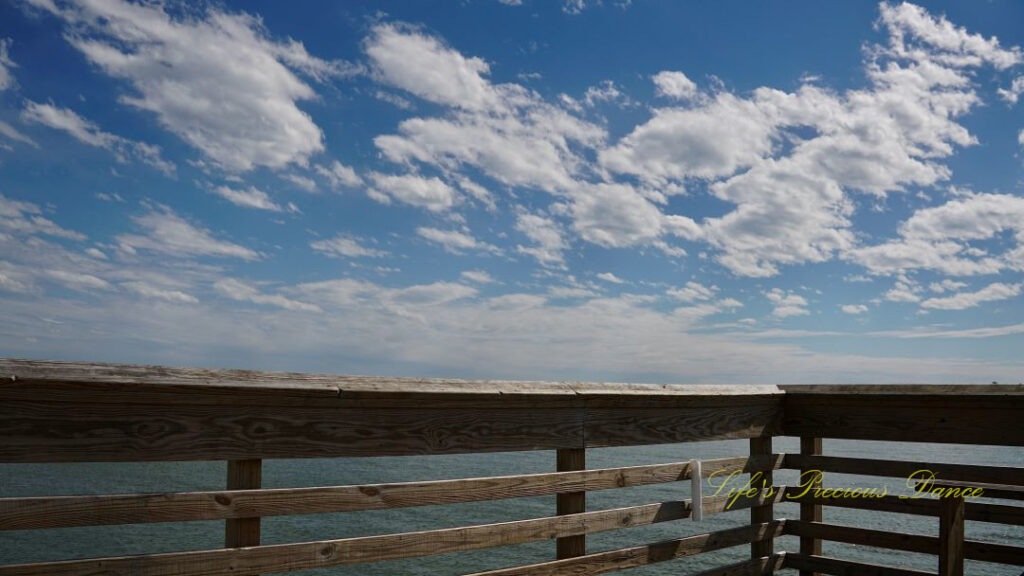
1, 438, 1021, 575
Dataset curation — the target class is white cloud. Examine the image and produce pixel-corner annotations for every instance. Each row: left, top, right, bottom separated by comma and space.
310, 234, 388, 258
883, 275, 922, 303
0, 193, 84, 240
283, 173, 317, 193
122, 281, 198, 304
215, 278, 320, 312
116, 206, 259, 261
316, 161, 363, 190
366, 22, 497, 111
0, 38, 17, 91
849, 193, 1024, 276
652, 71, 697, 100
413, 226, 497, 253
929, 279, 967, 293
417, 227, 499, 254
515, 212, 567, 267
0, 120, 37, 148
766, 289, 809, 318
998, 76, 1024, 104
368, 173, 459, 212
38, 0, 351, 172
22, 101, 174, 174
212, 186, 293, 212
460, 270, 495, 284
600, 93, 775, 183
369, 24, 604, 195
596, 272, 624, 284
45, 269, 112, 292
840, 304, 868, 315
569, 182, 677, 248
920, 282, 1021, 310
667, 281, 716, 303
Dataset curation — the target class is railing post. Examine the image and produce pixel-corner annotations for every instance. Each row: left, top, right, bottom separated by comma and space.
225, 458, 262, 572
556, 448, 586, 559
938, 492, 965, 576
799, 437, 823, 576
749, 437, 773, 560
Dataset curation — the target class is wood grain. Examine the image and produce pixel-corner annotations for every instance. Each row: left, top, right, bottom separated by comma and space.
781, 454, 1024, 486
0, 492, 779, 576
555, 448, 585, 559
782, 393, 1024, 446
749, 437, 773, 559
0, 456, 782, 530
938, 495, 964, 576
797, 437, 822, 576
782, 553, 935, 576
465, 523, 785, 576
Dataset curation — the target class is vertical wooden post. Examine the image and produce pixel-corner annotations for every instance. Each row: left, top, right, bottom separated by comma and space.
938, 493, 965, 576
749, 437, 773, 560
799, 437, 823, 576
225, 459, 262, 556
556, 448, 586, 559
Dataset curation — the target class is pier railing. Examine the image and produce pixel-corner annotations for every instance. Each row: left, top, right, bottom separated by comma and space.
0, 359, 1021, 575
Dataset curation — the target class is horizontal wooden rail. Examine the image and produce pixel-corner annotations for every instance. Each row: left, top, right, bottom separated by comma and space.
782, 454, 1024, 486
782, 488, 1024, 525
464, 522, 785, 576
915, 479, 1024, 501
782, 553, 935, 576
0, 455, 783, 530
0, 490, 782, 576
784, 521, 1024, 566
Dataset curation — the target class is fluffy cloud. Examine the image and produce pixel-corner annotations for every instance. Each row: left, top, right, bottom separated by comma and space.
212, 186, 295, 213
766, 289, 810, 318
841, 304, 869, 315
116, 206, 259, 261
0, 193, 85, 240
316, 161, 364, 190
849, 193, 1024, 276
652, 71, 698, 101
22, 101, 174, 174
920, 282, 1021, 310
417, 227, 500, 254
310, 235, 388, 259
368, 173, 459, 212
667, 281, 716, 303
31, 0, 350, 172
515, 213, 568, 267
215, 278, 321, 312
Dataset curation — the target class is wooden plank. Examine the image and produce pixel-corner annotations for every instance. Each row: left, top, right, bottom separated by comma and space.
464, 522, 785, 576
785, 521, 1024, 566
798, 437, 823, 576
555, 448, 585, 559
0, 456, 782, 530
224, 459, 261, 549
749, 437, 774, 559
782, 455, 1024, 487
686, 555, 786, 576
914, 479, 1024, 501
784, 521, 937, 555
782, 489, 1024, 526
782, 393, 1024, 445
938, 495, 964, 576
0, 359, 783, 403
0, 493, 779, 576
0, 398, 783, 463
782, 553, 936, 576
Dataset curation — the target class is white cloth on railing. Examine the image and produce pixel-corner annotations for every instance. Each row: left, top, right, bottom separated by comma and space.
690, 458, 703, 522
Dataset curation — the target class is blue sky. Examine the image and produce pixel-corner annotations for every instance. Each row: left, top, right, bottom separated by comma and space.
1, 0, 1022, 383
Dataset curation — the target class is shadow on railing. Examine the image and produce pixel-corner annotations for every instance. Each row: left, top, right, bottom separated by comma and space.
0, 359, 1021, 575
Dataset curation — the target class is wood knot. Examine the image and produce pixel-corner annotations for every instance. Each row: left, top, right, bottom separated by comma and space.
214, 494, 232, 506
359, 486, 380, 497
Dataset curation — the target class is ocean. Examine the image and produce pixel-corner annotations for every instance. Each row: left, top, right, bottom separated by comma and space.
1, 438, 1021, 575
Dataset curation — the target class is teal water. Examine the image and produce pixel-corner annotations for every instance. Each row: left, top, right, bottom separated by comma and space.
1, 438, 1021, 575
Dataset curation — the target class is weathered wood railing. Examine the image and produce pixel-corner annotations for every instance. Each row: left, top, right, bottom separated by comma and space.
0, 360, 1021, 575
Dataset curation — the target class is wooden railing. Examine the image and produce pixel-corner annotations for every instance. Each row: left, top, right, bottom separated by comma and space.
0, 360, 1021, 575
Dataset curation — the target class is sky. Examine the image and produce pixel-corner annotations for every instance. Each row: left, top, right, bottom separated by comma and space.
0, 0, 1023, 384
